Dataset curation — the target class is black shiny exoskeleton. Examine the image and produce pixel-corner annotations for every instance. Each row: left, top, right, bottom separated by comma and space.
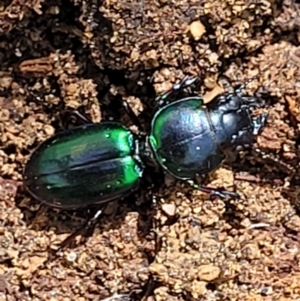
149, 74, 268, 198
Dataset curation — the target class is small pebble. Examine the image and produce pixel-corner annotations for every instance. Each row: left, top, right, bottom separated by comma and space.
66, 251, 77, 262
189, 21, 206, 41
161, 203, 176, 216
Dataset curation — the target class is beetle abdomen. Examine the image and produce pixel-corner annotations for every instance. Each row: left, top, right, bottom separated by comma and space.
23, 122, 143, 209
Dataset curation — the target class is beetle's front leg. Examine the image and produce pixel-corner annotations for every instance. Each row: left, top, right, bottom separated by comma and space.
229, 113, 268, 150
252, 113, 268, 135
155, 76, 198, 108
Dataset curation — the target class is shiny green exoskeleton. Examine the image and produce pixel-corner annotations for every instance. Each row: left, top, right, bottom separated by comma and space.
23, 122, 144, 209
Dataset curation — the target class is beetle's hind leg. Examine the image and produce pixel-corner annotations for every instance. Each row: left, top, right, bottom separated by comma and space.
49, 209, 103, 262
122, 100, 145, 133
30, 208, 105, 281
58, 208, 103, 250
60, 109, 93, 129
190, 181, 240, 199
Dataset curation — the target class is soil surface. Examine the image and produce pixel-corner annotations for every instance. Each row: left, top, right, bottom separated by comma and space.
1, 0, 300, 300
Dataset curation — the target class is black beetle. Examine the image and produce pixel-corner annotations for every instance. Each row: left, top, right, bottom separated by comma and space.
23, 70, 268, 209
148, 74, 268, 198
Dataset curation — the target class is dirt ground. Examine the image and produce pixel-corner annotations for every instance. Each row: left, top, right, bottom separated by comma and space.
1, 0, 300, 300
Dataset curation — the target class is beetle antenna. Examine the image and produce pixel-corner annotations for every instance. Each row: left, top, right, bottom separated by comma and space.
191, 50, 206, 80
254, 148, 296, 173
234, 66, 269, 96
173, 47, 205, 82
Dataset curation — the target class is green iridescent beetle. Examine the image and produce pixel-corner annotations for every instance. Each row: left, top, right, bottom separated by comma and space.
23, 122, 145, 209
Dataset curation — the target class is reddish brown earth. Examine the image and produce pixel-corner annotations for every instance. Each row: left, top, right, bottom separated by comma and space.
1, 0, 300, 300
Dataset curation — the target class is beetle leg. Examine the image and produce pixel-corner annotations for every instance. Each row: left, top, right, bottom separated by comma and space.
252, 113, 268, 135
231, 112, 267, 147
198, 185, 239, 199
30, 208, 105, 280
240, 96, 266, 109
254, 148, 295, 173
155, 76, 198, 108
191, 182, 240, 199
122, 100, 145, 132
30, 208, 105, 284
60, 208, 103, 248
234, 67, 268, 96
48, 208, 103, 261
218, 75, 234, 92
61, 109, 93, 127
